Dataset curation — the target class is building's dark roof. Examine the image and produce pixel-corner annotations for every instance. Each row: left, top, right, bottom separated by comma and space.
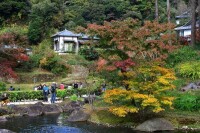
52, 29, 99, 41
52, 29, 80, 37
175, 20, 200, 31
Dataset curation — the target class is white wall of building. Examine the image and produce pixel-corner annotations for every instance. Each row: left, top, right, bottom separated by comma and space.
53, 36, 79, 54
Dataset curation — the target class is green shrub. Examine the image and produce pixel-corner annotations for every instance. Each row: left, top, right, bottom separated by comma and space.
172, 79, 187, 90
56, 90, 69, 100
165, 46, 200, 67
0, 25, 28, 36
70, 94, 78, 101
80, 46, 99, 61
173, 92, 200, 111
175, 61, 200, 80
0, 81, 6, 91
29, 54, 43, 68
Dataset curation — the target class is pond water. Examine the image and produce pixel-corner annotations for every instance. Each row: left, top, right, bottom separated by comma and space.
0, 113, 198, 133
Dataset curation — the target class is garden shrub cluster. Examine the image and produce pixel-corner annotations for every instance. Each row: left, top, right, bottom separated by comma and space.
165, 46, 200, 68
0, 81, 6, 91
175, 61, 200, 80
27, 39, 70, 76
80, 46, 99, 61
173, 92, 200, 111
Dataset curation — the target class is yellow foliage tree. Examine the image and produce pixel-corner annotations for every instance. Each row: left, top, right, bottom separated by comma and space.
104, 64, 176, 117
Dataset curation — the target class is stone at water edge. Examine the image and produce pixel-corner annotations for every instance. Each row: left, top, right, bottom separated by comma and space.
67, 109, 90, 122
135, 118, 174, 132
0, 116, 7, 122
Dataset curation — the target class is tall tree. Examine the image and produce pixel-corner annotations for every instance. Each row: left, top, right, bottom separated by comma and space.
167, 0, 170, 22
155, 0, 159, 20
191, 0, 197, 46
28, 0, 66, 44
198, 0, 200, 38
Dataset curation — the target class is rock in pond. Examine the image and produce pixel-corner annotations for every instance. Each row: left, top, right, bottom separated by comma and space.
67, 109, 90, 122
135, 118, 174, 132
0, 116, 7, 122
10, 102, 63, 116
43, 104, 63, 115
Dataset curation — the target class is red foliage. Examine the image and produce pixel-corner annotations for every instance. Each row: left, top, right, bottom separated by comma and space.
84, 19, 180, 73
0, 60, 17, 79
115, 58, 135, 72
179, 36, 189, 45
96, 58, 107, 71
0, 32, 29, 79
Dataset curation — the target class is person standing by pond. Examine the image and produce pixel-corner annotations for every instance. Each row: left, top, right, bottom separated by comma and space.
101, 82, 106, 92
73, 81, 79, 96
43, 84, 49, 102
51, 82, 57, 103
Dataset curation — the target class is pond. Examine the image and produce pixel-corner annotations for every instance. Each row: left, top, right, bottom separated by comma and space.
0, 113, 198, 133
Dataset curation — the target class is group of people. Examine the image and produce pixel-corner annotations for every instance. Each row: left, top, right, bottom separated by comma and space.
37, 82, 57, 103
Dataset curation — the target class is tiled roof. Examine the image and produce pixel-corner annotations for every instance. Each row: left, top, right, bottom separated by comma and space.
175, 20, 199, 31
52, 29, 80, 37
52, 29, 99, 40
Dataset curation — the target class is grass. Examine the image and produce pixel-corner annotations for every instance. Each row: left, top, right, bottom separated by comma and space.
17, 68, 53, 76
163, 109, 200, 128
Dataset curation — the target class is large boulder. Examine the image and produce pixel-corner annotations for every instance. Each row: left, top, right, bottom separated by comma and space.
67, 109, 90, 122
135, 118, 174, 132
10, 103, 44, 117
60, 102, 74, 114
43, 104, 63, 115
10, 102, 62, 116
0, 116, 7, 122
26, 104, 44, 116
60, 101, 83, 114
9, 106, 30, 116
0, 108, 9, 116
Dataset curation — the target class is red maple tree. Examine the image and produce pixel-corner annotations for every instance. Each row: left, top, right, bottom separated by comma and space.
0, 33, 29, 80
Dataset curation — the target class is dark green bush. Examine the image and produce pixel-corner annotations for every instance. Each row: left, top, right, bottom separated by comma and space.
80, 46, 99, 61
173, 92, 200, 111
0, 81, 6, 91
0, 91, 43, 102
29, 54, 43, 68
165, 46, 200, 67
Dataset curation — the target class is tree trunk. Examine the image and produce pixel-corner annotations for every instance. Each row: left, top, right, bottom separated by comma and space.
173, 0, 178, 9
167, 0, 170, 23
198, 0, 200, 39
191, 0, 197, 46
155, 0, 158, 21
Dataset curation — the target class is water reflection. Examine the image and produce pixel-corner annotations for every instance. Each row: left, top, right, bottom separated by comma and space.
0, 113, 198, 133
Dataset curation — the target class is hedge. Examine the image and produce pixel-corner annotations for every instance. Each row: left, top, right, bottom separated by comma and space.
0, 88, 89, 102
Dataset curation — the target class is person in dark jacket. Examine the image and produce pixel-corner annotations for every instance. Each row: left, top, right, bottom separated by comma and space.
50, 82, 57, 103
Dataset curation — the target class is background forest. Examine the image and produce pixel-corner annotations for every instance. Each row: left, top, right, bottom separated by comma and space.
0, 0, 192, 80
